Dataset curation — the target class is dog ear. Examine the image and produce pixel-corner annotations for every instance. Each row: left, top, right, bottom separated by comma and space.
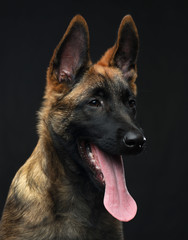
98, 15, 139, 77
111, 15, 139, 74
48, 15, 91, 88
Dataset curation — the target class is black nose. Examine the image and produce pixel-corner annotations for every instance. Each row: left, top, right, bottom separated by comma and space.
123, 130, 146, 149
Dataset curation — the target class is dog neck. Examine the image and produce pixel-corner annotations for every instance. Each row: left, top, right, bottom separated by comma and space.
28, 136, 122, 239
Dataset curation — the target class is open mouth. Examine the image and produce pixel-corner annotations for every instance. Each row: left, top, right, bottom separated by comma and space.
78, 141, 137, 222
79, 141, 105, 184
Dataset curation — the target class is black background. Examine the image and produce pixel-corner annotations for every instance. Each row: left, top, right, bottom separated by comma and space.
0, 0, 187, 239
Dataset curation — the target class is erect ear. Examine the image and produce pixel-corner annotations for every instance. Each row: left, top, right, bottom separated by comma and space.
111, 15, 139, 74
48, 15, 91, 86
98, 15, 139, 77
111, 15, 139, 75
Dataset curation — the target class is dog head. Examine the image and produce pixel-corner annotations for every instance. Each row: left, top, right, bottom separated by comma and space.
40, 15, 146, 222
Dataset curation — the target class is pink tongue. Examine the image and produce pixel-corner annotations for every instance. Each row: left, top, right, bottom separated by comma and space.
91, 144, 137, 222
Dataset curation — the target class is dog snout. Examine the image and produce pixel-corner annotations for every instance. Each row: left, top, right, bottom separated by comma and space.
123, 130, 146, 150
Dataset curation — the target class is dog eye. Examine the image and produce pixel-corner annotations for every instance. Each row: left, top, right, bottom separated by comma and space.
88, 99, 102, 107
128, 99, 136, 108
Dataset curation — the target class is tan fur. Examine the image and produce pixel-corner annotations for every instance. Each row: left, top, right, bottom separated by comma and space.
0, 14, 140, 240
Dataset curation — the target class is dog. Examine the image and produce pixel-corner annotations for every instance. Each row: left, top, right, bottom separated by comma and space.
0, 15, 146, 240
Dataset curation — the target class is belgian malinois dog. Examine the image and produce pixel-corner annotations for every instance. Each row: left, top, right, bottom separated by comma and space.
0, 15, 146, 240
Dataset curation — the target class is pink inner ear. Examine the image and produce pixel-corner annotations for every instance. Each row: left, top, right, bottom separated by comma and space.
58, 29, 87, 83
59, 69, 72, 83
